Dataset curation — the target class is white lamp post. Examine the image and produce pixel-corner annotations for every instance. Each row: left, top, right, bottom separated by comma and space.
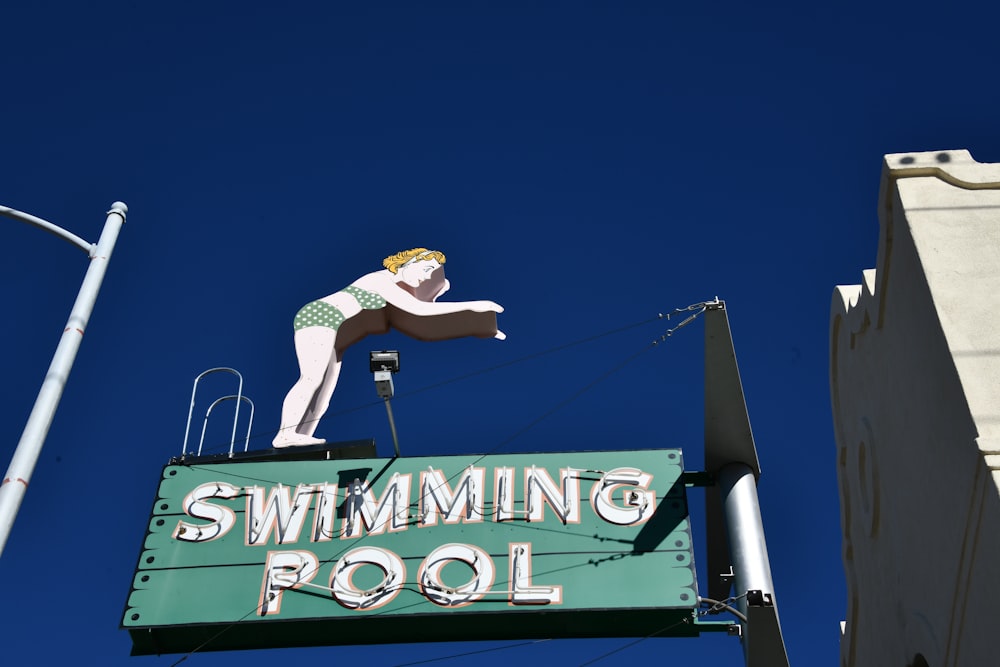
0, 202, 127, 557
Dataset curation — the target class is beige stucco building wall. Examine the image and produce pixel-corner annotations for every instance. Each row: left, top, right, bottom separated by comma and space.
830, 149, 1000, 667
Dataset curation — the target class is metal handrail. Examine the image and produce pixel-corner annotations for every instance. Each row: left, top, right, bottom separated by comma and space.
197, 395, 255, 456
182, 368, 244, 456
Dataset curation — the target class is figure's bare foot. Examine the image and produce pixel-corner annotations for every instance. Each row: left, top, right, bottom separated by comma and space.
272, 433, 327, 448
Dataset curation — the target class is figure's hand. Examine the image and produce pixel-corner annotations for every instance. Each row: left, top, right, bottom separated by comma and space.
472, 300, 504, 313
495, 330, 507, 340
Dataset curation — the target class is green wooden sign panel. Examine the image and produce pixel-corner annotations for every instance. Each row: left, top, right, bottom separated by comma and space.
123, 449, 705, 654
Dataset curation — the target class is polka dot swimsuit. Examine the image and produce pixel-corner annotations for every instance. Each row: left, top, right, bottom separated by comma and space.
341, 286, 386, 309
293, 286, 387, 331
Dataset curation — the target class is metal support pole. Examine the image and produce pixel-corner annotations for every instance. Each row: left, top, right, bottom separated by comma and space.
383, 398, 401, 458
719, 462, 789, 667
0, 202, 127, 558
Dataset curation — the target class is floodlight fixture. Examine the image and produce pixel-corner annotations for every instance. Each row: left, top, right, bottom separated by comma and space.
369, 350, 400, 374
370, 350, 399, 399
370, 350, 402, 457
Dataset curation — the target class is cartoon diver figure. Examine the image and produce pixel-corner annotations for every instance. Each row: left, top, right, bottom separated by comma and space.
273, 248, 505, 448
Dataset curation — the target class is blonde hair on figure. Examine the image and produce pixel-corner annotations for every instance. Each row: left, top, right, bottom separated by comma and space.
382, 248, 446, 274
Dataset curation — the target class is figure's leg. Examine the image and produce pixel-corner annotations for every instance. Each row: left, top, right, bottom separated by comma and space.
300, 350, 343, 437
273, 327, 336, 447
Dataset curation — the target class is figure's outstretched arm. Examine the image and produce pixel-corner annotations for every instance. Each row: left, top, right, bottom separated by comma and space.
351, 269, 505, 342
389, 290, 503, 317
355, 271, 502, 317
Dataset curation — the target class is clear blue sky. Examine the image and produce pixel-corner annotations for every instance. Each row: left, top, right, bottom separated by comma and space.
2, 2, 998, 665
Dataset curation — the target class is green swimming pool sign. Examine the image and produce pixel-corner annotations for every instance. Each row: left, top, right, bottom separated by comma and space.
123, 448, 725, 654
